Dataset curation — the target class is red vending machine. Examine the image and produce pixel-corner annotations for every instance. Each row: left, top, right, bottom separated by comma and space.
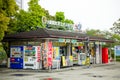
102, 48, 108, 63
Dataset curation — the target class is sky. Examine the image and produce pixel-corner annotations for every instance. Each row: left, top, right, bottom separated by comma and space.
39, 0, 120, 31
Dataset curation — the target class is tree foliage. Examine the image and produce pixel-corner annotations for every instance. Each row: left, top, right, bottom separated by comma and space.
85, 29, 104, 37
28, 0, 46, 28
43, 9, 55, 20
110, 18, 120, 34
10, 0, 46, 33
55, 12, 65, 22
64, 19, 74, 24
0, 0, 18, 40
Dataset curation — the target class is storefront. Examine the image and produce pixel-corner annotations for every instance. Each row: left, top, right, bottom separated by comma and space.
2, 28, 114, 70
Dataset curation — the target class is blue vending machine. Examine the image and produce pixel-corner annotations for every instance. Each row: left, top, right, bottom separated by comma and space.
10, 46, 24, 69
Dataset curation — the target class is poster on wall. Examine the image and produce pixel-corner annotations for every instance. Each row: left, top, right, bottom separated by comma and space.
53, 47, 60, 60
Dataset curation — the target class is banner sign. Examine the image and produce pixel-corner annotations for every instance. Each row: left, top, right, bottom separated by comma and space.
48, 42, 53, 66
115, 46, 120, 56
37, 46, 41, 62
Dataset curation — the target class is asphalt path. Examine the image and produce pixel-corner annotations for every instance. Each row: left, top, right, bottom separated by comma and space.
0, 62, 120, 80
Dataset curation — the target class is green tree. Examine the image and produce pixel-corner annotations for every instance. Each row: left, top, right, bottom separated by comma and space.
43, 9, 55, 20
11, 0, 46, 32
0, 0, 18, 40
64, 19, 74, 24
28, 0, 45, 28
85, 29, 115, 40
110, 18, 120, 34
85, 29, 103, 37
111, 34, 120, 45
15, 10, 32, 32
55, 12, 65, 22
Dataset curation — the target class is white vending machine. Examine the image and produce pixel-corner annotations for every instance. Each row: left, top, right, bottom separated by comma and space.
23, 46, 41, 69
78, 53, 86, 65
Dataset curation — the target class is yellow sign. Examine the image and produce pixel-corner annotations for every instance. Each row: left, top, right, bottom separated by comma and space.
62, 56, 66, 66
72, 42, 83, 46
85, 57, 90, 65
53, 42, 66, 46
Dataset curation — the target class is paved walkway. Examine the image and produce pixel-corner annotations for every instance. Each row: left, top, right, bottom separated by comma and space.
0, 62, 116, 73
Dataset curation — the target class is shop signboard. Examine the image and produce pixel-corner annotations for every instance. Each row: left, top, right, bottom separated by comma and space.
46, 20, 74, 31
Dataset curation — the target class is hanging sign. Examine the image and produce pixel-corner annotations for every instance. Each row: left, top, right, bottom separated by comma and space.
66, 39, 70, 43
58, 39, 65, 42
71, 39, 77, 43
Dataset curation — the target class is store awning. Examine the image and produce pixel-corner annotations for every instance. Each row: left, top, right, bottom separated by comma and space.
2, 28, 114, 43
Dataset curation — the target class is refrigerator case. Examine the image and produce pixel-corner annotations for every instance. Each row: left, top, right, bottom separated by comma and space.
23, 46, 41, 69
10, 46, 24, 69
